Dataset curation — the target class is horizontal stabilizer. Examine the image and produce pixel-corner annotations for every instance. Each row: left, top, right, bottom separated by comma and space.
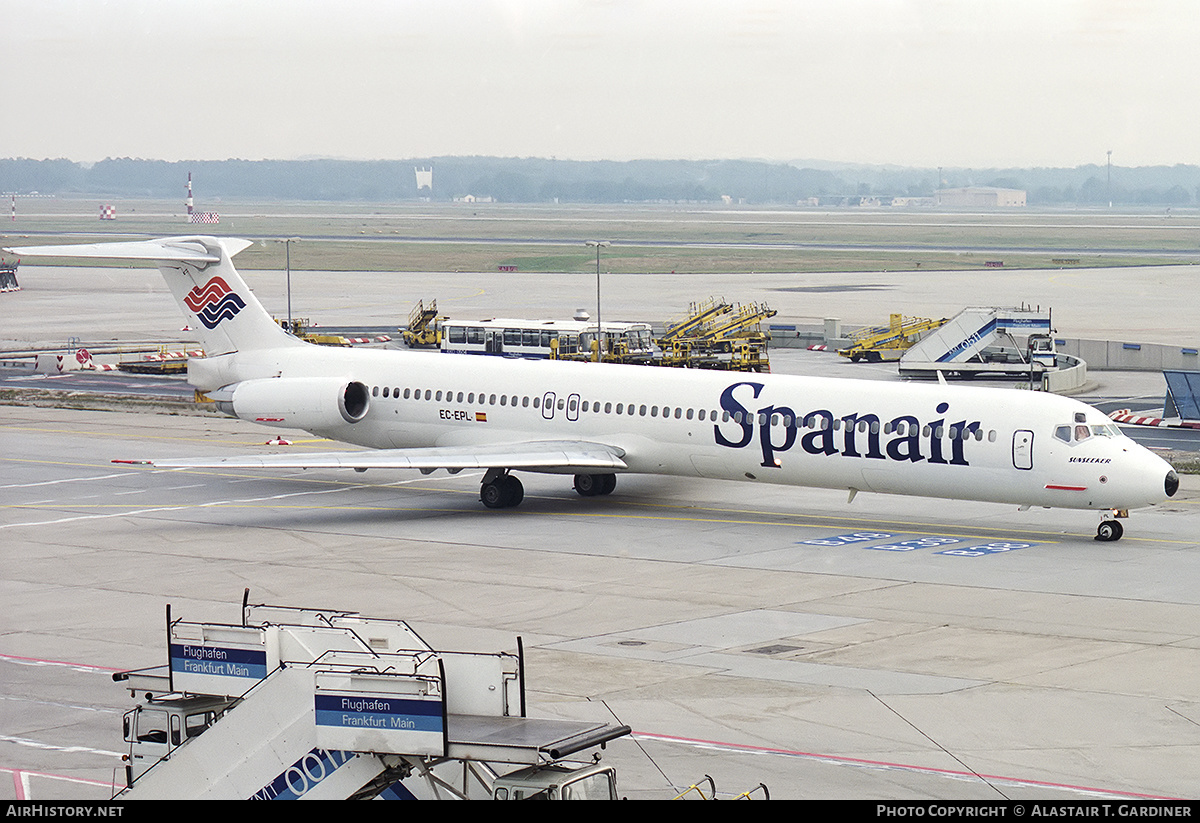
5, 236, 253, 263
119, 440, 628, 473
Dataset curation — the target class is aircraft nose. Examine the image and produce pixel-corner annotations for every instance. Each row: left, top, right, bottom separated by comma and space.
1166, 469, 1179, 498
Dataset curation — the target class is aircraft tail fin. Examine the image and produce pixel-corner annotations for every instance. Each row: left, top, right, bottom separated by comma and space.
6, 236, 302, 356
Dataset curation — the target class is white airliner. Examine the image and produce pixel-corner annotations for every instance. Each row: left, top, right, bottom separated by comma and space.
9, 236, 1179, 541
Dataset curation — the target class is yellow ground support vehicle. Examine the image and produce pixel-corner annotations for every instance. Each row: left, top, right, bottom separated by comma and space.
838, 313, 946, 363
402, 299, 444, 348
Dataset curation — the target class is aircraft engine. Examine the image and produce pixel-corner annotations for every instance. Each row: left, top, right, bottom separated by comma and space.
214, 378, 370, 429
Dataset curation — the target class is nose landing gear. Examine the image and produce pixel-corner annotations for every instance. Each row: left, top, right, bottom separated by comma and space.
1095, 510, 1128, 542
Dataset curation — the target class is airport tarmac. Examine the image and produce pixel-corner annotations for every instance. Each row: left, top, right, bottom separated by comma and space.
3, 260, 1200, 800
3, 262, 1199, 349
3, 405, 1200, 801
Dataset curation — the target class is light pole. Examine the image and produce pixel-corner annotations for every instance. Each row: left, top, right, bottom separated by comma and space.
284, 237, 300, 330
585, 241, 610, 362
1106, 150, 1113, 208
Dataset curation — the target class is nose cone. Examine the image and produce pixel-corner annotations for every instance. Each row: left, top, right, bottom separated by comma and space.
1166, 469, 1179, 498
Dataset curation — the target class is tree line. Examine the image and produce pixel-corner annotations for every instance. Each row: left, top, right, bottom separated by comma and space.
2, 156, 1199, 206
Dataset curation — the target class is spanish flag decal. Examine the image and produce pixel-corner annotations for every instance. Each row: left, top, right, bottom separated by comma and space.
475, 412, 487, 422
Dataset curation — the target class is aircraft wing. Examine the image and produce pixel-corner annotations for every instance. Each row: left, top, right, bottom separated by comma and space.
118, 440, 628, 473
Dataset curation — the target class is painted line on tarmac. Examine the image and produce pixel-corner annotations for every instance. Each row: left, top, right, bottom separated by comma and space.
0, 472, 481, 530
633, 731, 1173, 800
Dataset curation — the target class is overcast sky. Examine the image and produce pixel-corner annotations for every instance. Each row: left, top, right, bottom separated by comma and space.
2, 0, 1196, 168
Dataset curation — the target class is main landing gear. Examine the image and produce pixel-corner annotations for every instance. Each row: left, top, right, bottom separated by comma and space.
573, 473, 617, 497
480, 470, 524, 509
1094, 510, 1128, 542
478, 471, 618, 509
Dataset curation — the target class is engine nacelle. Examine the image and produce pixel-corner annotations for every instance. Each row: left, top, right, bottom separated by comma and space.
215, 378, 370, 430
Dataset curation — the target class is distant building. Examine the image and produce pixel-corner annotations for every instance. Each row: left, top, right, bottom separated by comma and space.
935, 187, 1026, 208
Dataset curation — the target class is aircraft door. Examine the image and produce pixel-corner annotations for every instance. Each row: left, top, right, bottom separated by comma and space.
566, 393, 580, 421
1012, 430, 1034, 470
542, 391, 556, 420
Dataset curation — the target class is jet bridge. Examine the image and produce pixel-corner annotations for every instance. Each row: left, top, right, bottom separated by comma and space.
112, 595, 629, 800
898, 306, 1055, 380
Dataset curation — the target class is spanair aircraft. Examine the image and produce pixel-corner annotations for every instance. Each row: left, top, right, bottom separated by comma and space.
8, 236, 1179, 542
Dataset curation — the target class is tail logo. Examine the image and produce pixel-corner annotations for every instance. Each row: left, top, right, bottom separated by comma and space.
185, 276, 247, 329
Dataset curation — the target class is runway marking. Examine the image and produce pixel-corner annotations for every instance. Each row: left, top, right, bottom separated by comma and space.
0, 735, 122, 759
0, 471, 135, 490
0, 424, 336, 447
1, 767, 119, 799
0, 653, 121, 673
0, 474, 477, 530
633, 731, 1174, 800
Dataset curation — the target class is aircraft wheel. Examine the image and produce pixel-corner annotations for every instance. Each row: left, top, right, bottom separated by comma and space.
1095, 520, 1124, 542
482, 475, 524, 509
481, 480, 508, 509
574, 473, 601, 496
502, 475, 524, 507
599, 473, 617, 495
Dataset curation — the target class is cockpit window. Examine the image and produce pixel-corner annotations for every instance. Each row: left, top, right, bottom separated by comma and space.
1057, 422, 1120, 443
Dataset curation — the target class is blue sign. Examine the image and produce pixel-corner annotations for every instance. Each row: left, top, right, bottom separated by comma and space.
169, 642, 267, 681
314, 693, 444, 733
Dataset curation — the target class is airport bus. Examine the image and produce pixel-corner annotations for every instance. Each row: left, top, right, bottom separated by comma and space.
440, 318, 654, 361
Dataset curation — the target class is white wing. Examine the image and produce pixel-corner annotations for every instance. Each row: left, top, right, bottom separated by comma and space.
119, 440, 627, 473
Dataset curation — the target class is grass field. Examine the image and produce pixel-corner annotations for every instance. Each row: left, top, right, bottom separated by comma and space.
3, 199, 1198, 273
